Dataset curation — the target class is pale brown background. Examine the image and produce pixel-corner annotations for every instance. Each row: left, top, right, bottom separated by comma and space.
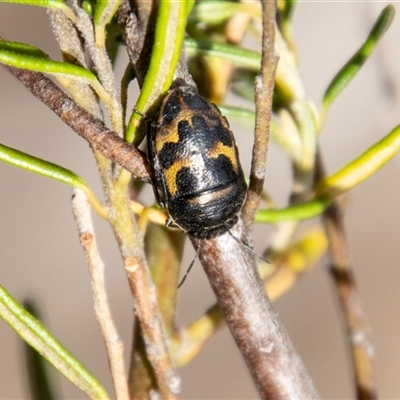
1, 2, 400, 399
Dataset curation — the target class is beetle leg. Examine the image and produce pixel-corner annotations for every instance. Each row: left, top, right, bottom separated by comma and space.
166, 217, 180, 229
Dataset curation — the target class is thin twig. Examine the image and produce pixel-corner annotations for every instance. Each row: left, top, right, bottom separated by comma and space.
124, 255, 181, 400
317, 152, 377, 400
47, 9, 104, 122
2, 65, 150, 182
69, 0, 124, 135
71, 188, 130, 400
241, 0, 279, 235
128, 226, 184, 392
107, 180, 179, 398
191, 222, 319, 400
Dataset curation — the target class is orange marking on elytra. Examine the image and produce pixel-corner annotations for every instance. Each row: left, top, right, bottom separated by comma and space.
207, 142, 239, 173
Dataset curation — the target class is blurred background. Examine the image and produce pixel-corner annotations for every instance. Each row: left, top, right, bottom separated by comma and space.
1, 2, 400, 399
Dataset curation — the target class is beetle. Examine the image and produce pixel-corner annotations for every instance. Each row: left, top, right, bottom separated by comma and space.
147, 85, 247, 239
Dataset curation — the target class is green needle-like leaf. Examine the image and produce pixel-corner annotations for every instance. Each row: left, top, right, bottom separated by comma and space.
256, 198, 331, 223
0, 40, 110, 104
93, 0, 122, 46
0, 143, 107, 218
1, 0, 63, 5
126, 0, 194, 144
0, 40, 93, 78
94, 0, 120, 27
219, 106, 296, 160
185, 38, 261, 71
219, 105, 255, 124
316, 125, 400, 197
0, 0, 76, 22
0, 285, 109, 400
188, 1, 261, 25
322, 5, 395, 111
81, 0, 95, 16
0, 142, 86, 188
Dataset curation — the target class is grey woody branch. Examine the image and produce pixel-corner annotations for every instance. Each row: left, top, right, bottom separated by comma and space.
3, 65, 150, 182
191, 222, 318, 399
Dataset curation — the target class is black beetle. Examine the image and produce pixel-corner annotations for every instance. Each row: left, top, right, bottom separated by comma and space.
147, 85, 247, 239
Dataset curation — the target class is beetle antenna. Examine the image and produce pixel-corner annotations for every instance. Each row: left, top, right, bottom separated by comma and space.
178, 239, 201, 288
132, 106, 146, 119
228, 230, 270, 264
